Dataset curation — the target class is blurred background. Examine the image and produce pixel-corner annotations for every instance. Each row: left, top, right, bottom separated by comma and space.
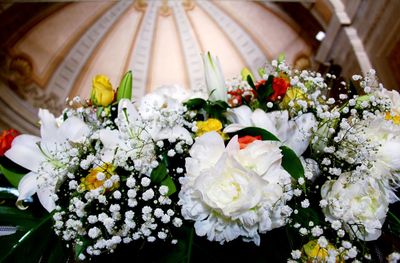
0, 0, 399, 134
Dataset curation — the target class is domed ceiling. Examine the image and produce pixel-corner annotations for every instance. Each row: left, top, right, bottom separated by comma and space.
0, 0, 329, 133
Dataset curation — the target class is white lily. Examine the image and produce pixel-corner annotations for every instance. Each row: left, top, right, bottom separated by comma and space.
202, 52, 227, 102
5, 109, 90, 212
224, 105, 317, 156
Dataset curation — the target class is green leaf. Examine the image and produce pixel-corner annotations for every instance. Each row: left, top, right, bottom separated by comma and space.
161, 176, 177, 196
0, 212, 53, 263
0, 206, 39, 231
150, 161, 168, 184
280, 146, 304, 180
74, 239, 89, 259
247, 75, 255, 89
117, 70, 133, 101
47, 236, 68, 263
234, 127, 280, 141
184, 98, 206, 110
257, 75, 274, 101
0, 164, 26, 188
0, 187, 19, 200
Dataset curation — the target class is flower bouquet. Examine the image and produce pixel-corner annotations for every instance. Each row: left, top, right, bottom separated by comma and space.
0, 53, 399, 262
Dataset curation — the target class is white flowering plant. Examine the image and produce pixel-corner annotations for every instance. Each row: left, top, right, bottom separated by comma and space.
0, 55, 399, 262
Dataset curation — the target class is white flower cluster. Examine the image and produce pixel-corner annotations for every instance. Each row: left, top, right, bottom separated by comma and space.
179, 132, 292, 245
47, 88, 193, 259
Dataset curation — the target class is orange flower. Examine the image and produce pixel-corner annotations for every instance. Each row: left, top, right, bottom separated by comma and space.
238, 135, 262, 149
270, 77, 289, 101
0, 129, 19, 157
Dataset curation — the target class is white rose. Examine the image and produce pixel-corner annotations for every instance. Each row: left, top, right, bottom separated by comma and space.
321, 173, 389, 241
179, 131, 291, 245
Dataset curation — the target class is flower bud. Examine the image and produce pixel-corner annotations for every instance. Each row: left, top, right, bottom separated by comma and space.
202, 52, 227, 102
91, 75, 115, 107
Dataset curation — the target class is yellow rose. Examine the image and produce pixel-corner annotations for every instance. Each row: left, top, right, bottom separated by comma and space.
80, 163, 118, 192
196, 118, 228, 139
91, 75, 115, 107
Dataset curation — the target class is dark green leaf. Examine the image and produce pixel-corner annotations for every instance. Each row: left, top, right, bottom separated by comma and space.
0, 187, 19, 200
247, 75, 255, 89
150, 161, 168, 184
210, 100, 229, 110
0, 164, 25, 188
280, 146, 304, 180
184, 98, 206, 110
47, 236, 68, 263
257, 75, 274, 101
0, 206, 40, 231
161, 176, 177, 196
0, 212, 53, 263
234, 127, 280, 141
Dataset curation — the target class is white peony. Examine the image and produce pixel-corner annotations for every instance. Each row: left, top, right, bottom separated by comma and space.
179, 131, 292, 245
224, 105, 317, 156
321, 173, 389, 241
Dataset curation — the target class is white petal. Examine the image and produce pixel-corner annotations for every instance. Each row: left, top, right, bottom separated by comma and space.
37, 186, 56, 212
59, 117, 90, 143
38, 109, 59, 141
17, 172, 38, 201
251, 109, 278, 135
189, 131, 225, 167
223, 124, 245, 133
226, 135, 240, 153
5, 135, 44, 172
226, 106, 253, 127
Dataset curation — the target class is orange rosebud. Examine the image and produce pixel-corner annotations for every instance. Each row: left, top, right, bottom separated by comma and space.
238, 135, 262, 149
0, 129, 19, 157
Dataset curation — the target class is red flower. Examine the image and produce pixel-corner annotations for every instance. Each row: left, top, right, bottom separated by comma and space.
238, 135, 262, 149
0, 129, 19, 157
269, 77, 289, 101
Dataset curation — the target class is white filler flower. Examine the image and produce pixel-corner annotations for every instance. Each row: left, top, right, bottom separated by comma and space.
179, 131, 291, 245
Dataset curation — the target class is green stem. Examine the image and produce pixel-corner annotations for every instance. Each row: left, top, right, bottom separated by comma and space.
186, 227, 194, 263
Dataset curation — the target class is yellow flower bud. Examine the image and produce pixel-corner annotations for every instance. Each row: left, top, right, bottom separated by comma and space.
196, 118, 228, 139
80, 163, 118, 192
91, 75, 115, 107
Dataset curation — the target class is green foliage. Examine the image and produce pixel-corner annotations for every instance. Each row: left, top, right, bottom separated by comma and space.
0, 208, 67, 263
161, 175, 177, 196
150, 160, 168, 184
0, 164, 26, 188
280, 146, 305, 180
